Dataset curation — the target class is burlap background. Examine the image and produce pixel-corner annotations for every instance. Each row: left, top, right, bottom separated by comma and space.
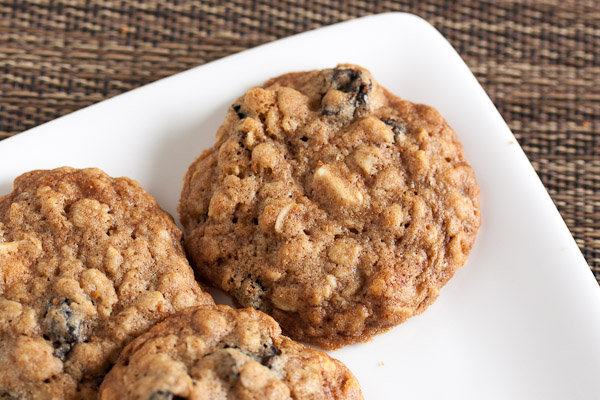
1, 1, 598, 283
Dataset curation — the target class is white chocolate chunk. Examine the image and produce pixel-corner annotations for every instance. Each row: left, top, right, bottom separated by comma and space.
313, 165, 363, 206
274, 203, 295, 233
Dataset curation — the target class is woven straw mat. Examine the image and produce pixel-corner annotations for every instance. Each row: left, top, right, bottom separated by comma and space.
1, 1, 599, 283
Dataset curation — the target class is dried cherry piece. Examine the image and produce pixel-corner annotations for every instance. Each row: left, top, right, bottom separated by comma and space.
381, 118, 407, 142
42, 298, 85, 360
148, 391, 185, 400
330, 68, 372, 107
232, 104, 247, 119
259, 343, 281, 368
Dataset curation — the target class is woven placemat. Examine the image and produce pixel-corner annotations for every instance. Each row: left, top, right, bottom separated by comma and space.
1, 0, 599, 283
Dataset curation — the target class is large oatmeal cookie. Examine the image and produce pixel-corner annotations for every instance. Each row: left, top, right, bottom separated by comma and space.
179, 65, 480, 349
0, 167, 213, 399
99, 305, 363, 400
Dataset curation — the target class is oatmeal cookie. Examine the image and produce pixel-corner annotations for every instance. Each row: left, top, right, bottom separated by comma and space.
99, 305, 363, 400
179, 65, 480, 349
0, 167, 213, 399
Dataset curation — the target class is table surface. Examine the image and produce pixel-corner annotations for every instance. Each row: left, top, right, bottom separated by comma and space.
1, 0, 599, 284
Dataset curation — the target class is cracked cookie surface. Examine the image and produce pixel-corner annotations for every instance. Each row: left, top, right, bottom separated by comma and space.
0, 167, 214, 399
99, 305, 363, 400
179, 65, 480, 349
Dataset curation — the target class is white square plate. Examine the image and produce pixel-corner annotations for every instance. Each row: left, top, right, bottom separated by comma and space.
1, 13, 599, 399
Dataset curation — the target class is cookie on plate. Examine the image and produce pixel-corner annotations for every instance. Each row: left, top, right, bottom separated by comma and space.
99, 305, 363, 400
179, 65, 480, 349
0, 167, 214, 399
